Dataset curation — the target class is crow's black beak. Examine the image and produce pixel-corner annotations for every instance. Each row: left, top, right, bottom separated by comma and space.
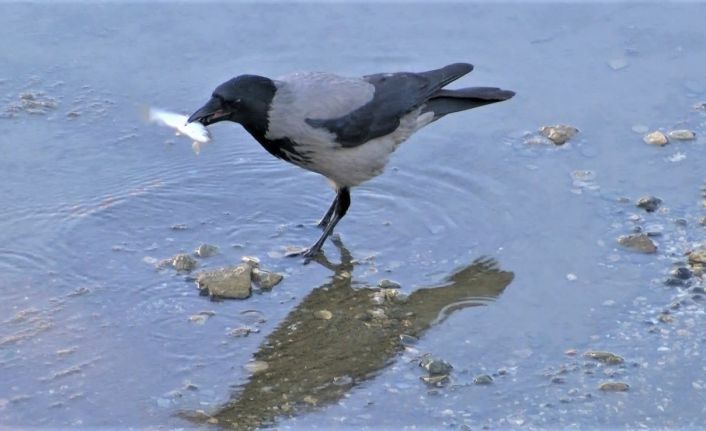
187, 97, 228, 126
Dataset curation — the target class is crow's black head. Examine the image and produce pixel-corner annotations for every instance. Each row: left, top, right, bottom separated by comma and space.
188, 75, 275, 128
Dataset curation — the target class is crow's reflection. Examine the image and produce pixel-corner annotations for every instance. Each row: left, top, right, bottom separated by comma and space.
187, 238, 513, 429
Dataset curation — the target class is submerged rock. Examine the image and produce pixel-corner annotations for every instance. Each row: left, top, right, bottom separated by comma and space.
4, 91, 58, 117
419, 357, 453, 375
378, 279, 401, 289
599, 381, 630, 392
252, 268, 283, 290
643, 131, 668, 146
668, 129, 696, 141
188, 311, 215, 325
194, 244, 218, 258
473, 374, 494, 385
671, 267, 692, 280
421, 374, 449, 386
636, 196, 662, 213
229, 325, 259, 337
584, 351, 624, 365
617, 234, 657, 254
172, 254, 199, 272
539, 124, 579, 145
399, 334, 418, 346
196, 264, 252, 299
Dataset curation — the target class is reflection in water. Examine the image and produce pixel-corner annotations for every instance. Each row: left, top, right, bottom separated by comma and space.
186, 239, 513, 429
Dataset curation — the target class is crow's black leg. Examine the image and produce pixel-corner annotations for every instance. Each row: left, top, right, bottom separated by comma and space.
303, 187, 350, 258
317, 194, 339, 228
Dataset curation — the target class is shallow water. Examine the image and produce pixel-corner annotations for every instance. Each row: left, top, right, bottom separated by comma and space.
2, 2, 706, 429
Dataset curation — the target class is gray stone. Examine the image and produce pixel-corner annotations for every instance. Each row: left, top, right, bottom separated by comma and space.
473, 374, 494, 385
539, 125, 579, 145
421, 374, 449, 386
196, 264, 252, 299
194, 244, 218, 258
668, 129, 696, 141
584, 351, 624, 365
420, 357, 453, 375
252, 268, 283, 290
617, 234, 657, 253
599, 381, 629, 392
643, 131, 668, 146
671, 267, 692, 280
172, 254, 198, 272
378, 279, 401, 289
636, 196, 662, 213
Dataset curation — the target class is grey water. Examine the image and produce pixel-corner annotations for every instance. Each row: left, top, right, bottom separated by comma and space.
2, 2, 706, 429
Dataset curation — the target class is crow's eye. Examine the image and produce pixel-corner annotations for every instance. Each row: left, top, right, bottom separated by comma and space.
212, 94, 226, 104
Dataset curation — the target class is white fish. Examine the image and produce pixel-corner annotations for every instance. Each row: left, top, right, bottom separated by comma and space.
147, 107, 211, 154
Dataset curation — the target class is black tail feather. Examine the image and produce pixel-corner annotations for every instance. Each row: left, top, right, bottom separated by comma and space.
424, 86, 515, 120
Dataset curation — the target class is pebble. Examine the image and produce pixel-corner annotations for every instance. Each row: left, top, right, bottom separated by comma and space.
420, 357, 453, 375
332, 375, 353, 386
668, 129, 696, 140
196, 264, 252, 299
473, 374, 494, 385
539, 124, 579, 145
399, 334, 418, 346
599, 381, 630, 392
584, 351, 624, 365
194, 244, 218, 258
172, 254, 198, 272
617, 233, 657, 253
636, 196, 662, 213
244, 360, 269, 374
671, 267, 692, 280
643, 131, 668, 146
314, 310, 333, 320
378, 279, 401, 289
251, 268, 283, 290
421, 374, 449, 386
229, 325, 258, 337
188, 311, 215, 325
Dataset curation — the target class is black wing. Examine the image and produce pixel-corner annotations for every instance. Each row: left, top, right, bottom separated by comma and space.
305, 63, 473, 147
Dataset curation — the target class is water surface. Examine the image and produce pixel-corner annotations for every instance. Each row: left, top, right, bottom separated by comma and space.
2, 2, 706, 429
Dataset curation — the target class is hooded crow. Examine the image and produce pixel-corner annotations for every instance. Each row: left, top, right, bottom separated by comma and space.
188, 63, 514, 258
